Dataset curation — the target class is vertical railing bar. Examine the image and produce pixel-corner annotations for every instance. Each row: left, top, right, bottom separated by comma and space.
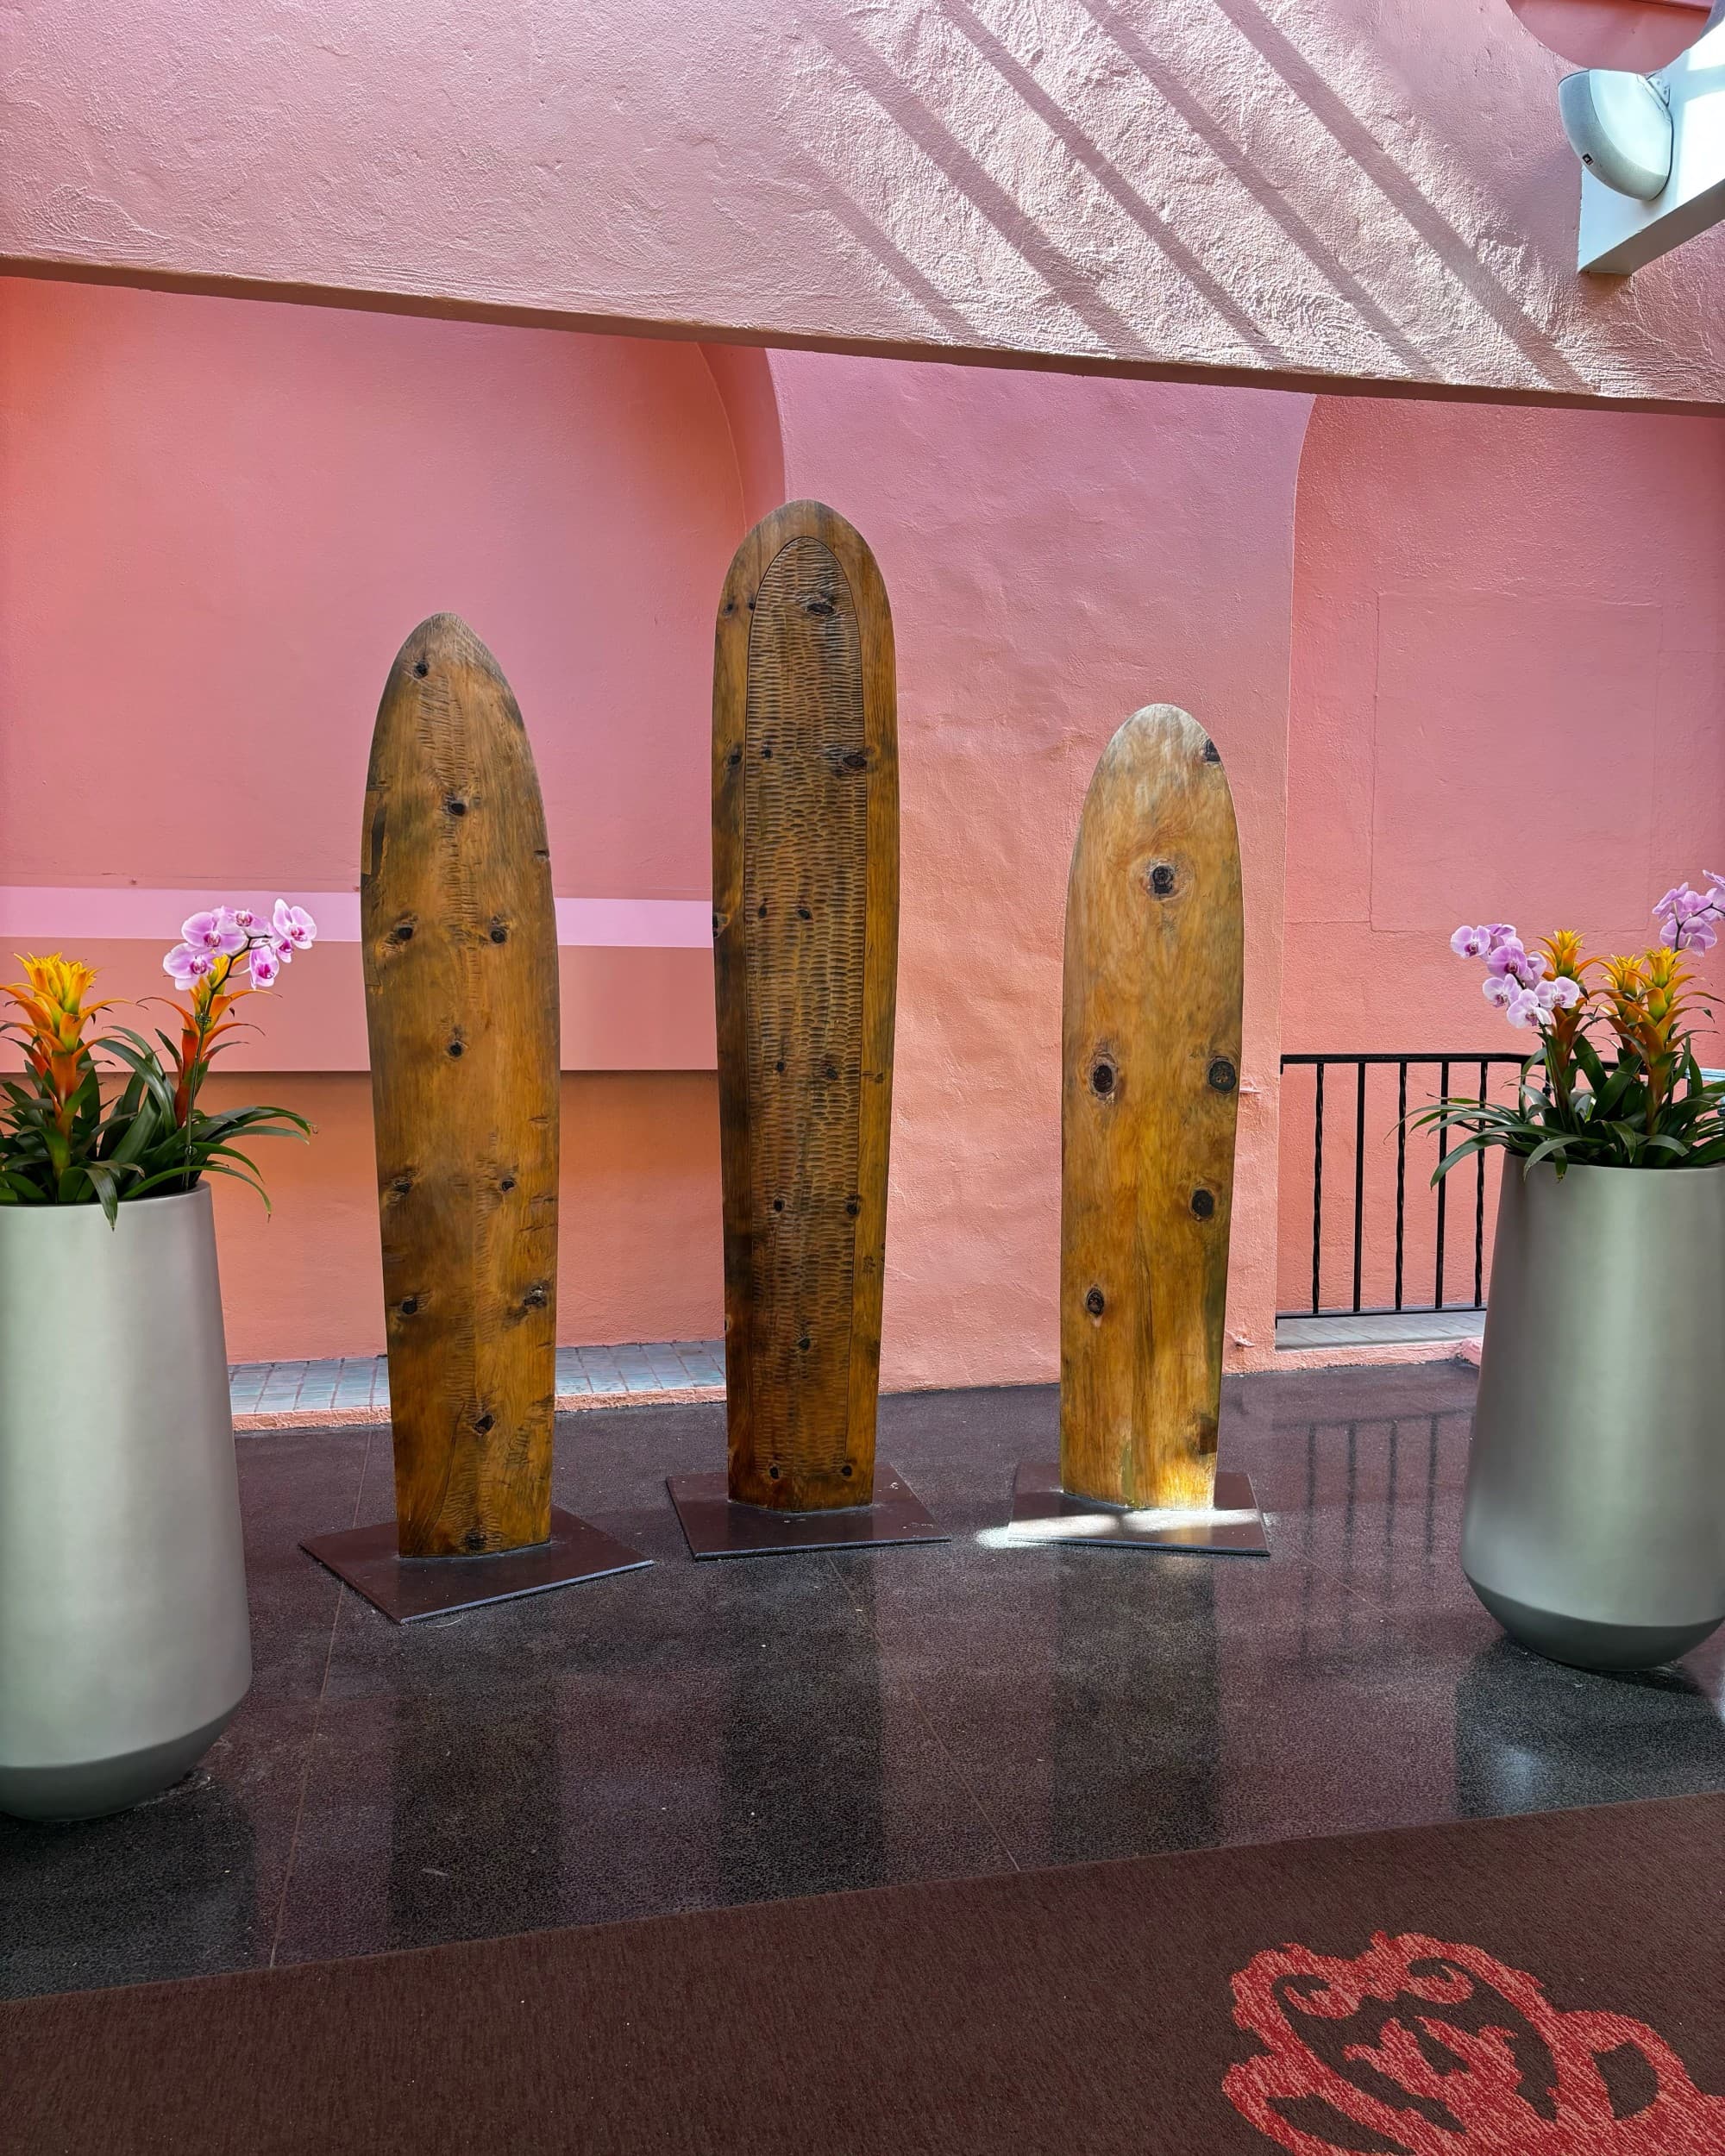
1394, 1062, 1408, 1313
1276, 1053, 1527, 1322
1433, 1057, 1450, 1310
1474, 1056, 1488, 1307
1352, 1059, 1366, 1313
1311, 1063, 1325, 1316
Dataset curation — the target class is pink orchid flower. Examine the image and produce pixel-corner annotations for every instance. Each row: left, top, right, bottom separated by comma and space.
1506, 987, 1543, 1030
164, 943, 216, 987
1485, 938, 1536, 983
181, 908, 248, 957
272, 899, 317, 952
248, 941, 282, 989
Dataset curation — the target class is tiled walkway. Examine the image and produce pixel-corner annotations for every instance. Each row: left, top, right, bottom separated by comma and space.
229, 1341, 725, 1426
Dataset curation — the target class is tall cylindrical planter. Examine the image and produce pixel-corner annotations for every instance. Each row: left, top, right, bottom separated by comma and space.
1463, 1161, 1725, 1673
0, 1185, 251, 1821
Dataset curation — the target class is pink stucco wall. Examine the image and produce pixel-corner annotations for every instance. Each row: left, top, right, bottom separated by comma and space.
763, 354, 1309, 1382
8, 2, 1725, 409
0, 277, 737, 901
3, 270, 1314, 1374
0, 273, 745, 1361
9, 263, 1725, 1374
1281, 393, 1725, 1316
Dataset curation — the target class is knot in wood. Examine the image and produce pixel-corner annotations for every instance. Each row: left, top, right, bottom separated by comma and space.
390, 922, 415, 944
444, 796, 468, 817
1149, 863, 1176, 898
1208, 1057, 1238, 1094
1090, 1060, 1116, 1097
412, 660, 430, 679
1084, 1286, 1106, 1318
398, 1296, 420, 1317
488, 923, 508, 943
472, 1412, 495, 1435
522, 1282, 548, 1308
1201, 739, 1221, 763
1191, 1188, 1216, 1219
804, 595, 837, 617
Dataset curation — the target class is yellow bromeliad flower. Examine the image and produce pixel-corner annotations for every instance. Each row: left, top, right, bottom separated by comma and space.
4, 952, 99, 1037
1, 953, 114, 1137
1535, 930, 1595, 1091
1603, 947, 1697, 1121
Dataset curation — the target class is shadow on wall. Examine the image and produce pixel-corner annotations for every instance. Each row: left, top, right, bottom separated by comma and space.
794, 0, 1590, 394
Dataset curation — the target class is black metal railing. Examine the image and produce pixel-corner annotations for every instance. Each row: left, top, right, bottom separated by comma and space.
1278, 1054, 1527, 1321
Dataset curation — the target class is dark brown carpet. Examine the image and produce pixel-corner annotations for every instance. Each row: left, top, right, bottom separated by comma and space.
5, 1796, 1724, 2155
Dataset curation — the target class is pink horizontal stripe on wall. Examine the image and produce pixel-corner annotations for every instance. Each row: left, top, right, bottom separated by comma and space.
0, 889, 713, 950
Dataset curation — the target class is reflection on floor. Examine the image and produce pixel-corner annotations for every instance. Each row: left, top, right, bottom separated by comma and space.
4, 1361, 1722, 2000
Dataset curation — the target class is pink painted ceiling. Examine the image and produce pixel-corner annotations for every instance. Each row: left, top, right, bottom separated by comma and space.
5, 1, 1725, 407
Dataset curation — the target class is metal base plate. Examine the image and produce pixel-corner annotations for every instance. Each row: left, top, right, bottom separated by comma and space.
667, 1463, 947, 1560
1005, 1463, 1270, 1556
300, 1507, 650, 1623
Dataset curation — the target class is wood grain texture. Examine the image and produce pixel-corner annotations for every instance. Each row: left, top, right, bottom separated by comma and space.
712, 502, 898, 1511
1059, 705, 1244, 1511
362, 615, 559, 1557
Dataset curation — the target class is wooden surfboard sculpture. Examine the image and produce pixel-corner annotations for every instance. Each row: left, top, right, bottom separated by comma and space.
362, 615, 560, 1558
712, 502, 899, 1512
1059, 705, 1244, 1513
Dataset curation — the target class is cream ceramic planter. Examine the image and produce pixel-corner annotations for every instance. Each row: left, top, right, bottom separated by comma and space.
0, 1185, 251, 1820
1463, 1160, 1725, 1673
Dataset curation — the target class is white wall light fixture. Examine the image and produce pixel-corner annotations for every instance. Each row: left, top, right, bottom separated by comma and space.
1564, 3, 1725, 272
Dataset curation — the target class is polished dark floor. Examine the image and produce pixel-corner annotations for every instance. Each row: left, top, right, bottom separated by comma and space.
5, 1361, 1724, 2001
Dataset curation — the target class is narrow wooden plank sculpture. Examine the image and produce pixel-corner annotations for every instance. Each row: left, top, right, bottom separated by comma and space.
712, 502, 899, 1511
1059, 705, 1244, 1512
361, 614, 560, 1557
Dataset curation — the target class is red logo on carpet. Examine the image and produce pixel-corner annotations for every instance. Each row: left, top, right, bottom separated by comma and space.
1224, 1931, 1725, 2153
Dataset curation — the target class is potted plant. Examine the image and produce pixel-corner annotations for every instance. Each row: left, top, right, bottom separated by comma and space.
1424, 886, 1725, 1672
0, 904, 315, 1820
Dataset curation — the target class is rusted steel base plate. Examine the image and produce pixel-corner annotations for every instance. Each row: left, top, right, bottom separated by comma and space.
1003, 1463, 1269, 1556
302, 1507, 649, 1622
667, 1464, 945, 1560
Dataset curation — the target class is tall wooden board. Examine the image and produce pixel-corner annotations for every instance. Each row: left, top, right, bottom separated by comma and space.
1059, 705, 1244, 1512
712, 502, 898, 1512
361, 615, 560, 1557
